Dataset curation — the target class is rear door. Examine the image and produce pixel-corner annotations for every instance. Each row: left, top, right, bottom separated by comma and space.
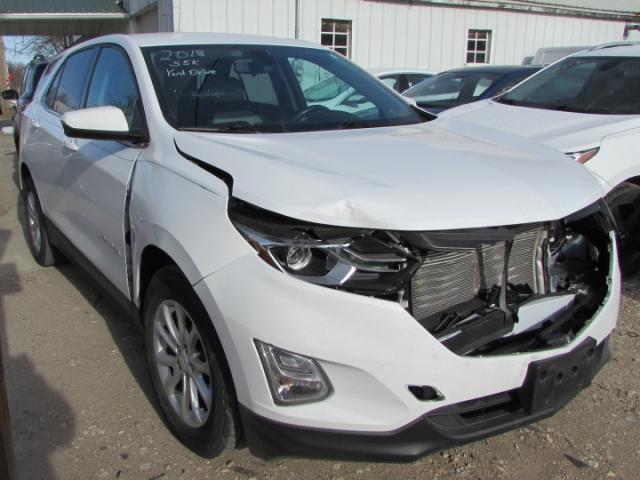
25, 47, 98, 215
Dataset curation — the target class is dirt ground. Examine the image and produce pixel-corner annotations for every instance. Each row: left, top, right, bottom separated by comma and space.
0, 130, 638, 480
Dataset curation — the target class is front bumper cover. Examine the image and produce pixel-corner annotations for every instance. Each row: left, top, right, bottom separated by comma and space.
240, 336, 611, 461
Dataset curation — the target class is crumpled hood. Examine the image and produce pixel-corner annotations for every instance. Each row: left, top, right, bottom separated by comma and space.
174, 120, 604, 230
439, 99, 640, 152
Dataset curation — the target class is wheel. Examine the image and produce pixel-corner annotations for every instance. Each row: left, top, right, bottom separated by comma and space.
22, 177, 64, 266
606, 182, 640, 277
143, 266, 240, 457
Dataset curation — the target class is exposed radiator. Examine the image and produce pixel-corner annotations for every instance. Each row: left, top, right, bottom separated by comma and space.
410, 225, 545, 321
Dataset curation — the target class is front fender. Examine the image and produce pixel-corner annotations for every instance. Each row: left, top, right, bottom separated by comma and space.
129, 158, 253, 307
586, 126, 640, 192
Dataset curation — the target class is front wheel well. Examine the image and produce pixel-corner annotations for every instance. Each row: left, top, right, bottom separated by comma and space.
623, 176, 640, 188
138, 245, 179, 308
20, 163, 32, 188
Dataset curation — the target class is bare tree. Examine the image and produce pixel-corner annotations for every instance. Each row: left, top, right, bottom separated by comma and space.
9, 36, 78, 58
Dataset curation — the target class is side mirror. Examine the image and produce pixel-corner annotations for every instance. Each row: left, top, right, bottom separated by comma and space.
1, 89, 19, 101
61, 106, 147, 142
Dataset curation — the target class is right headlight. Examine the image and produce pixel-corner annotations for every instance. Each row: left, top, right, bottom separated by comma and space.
228, 199, 421, 297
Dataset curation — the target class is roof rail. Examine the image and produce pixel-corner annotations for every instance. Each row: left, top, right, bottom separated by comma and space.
589, 41, 640, 51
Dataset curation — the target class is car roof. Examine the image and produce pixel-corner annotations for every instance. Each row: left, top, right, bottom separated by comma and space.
367, 67, 435, 76
68, 32, 326, 52
441, 65, 541, 75
568, 42, 640, 58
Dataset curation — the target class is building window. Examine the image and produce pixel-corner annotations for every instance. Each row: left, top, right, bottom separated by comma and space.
321, 19, 352, 58
466, 29, 491, 64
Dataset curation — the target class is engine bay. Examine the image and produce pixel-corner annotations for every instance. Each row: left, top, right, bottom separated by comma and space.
404, 201, 613, 355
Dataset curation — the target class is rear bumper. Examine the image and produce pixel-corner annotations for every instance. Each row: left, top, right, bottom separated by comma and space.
240, 336, 611, 461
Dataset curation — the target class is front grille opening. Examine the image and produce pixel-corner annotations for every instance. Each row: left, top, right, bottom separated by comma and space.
405, 202, 612, 356
427, 390, 523, 431
426, 337, 610, 434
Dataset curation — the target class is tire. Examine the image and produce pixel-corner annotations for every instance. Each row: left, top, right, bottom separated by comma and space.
22, 177, 64, 266
606, 182, 640, 277
143, 266, 240, 457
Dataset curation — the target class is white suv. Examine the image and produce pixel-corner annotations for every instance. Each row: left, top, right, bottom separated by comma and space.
20, 33, 619, 461
439, 43, 640, 274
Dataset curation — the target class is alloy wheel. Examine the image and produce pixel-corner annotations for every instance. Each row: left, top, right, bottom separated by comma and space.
152, 300, 213, 428
26, 190, 42, 254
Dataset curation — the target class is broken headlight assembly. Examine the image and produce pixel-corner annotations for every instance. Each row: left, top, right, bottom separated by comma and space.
228, 199, 421, 298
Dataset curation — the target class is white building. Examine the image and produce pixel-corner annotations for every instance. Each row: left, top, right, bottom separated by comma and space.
1, 1, 639, 70
125, 0, 640, 70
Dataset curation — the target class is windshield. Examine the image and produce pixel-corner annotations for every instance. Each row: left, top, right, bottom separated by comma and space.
142, 44, 427, 133
498, 56, 640, 114
404, 71, 501, 110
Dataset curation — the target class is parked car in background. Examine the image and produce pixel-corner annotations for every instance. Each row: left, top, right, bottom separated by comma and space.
439, 43, 640, 274
300, 67, 434, 113
368, 67, 435, 93
524, 45, 591, 66
20, 33, 618, 461
1, 55, 49, 152
403, 65, 540, 113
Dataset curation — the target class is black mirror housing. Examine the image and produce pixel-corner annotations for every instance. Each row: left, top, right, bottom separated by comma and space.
2, 90, 19, 101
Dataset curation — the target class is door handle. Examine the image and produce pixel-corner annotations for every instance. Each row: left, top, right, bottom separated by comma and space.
63, 137, 78, 152
30, 117, 40, 129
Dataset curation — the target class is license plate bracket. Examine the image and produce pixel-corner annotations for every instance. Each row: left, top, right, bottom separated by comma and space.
519, 338, 598, 415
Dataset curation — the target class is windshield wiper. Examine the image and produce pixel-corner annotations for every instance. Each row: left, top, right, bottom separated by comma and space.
210, 123, 258, 133
496, 97, 520, 106
339, 121, 371, 130
497, 98, 575, 112
180, 124, 258, 134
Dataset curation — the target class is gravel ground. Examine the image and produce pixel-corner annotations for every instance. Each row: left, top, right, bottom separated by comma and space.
0, 131, 638, 480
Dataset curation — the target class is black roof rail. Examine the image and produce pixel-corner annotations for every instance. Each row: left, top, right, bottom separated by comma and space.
588, 41, 640, 51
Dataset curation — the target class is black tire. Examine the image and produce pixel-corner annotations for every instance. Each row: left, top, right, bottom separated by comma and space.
22, 177, 64, 267
13, 130, 19, 153
143, 265, 240, 457
606, 182, 640, 277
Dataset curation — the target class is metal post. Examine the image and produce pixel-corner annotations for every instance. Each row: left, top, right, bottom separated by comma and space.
295, 0, 301, 39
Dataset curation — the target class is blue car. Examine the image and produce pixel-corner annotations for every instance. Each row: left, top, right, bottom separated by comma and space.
403, 65, 540, 114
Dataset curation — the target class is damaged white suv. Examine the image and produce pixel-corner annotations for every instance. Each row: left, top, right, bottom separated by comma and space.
20, 33, 619, 461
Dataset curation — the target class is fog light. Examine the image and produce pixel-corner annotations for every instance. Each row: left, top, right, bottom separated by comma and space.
255, 340, 332, 405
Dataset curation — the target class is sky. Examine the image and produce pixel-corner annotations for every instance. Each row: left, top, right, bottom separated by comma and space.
3, 36, 36, 64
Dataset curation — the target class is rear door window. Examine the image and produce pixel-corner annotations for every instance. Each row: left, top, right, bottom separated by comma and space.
52, 48, 97, 114
21, 64, 34, 96
379, 74, 400, 91
406, 72, 500, 109
406, 73, 430, 89
27, 63, 48, 97
44, 63, 63, 111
